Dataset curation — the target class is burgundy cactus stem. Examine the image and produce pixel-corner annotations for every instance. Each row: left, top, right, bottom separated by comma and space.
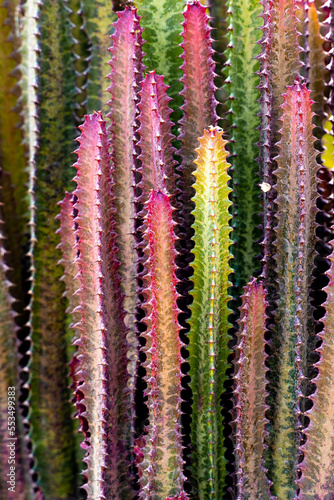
107, 6, 144, 433
137, 71, 178, 206
233, 279, 272, 500
71, 112, 132, 499
136, 190, 185, 498
135, 69, 184, 497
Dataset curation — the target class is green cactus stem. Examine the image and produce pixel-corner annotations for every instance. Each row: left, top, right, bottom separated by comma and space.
0, 1, 27, 227
188, 127, 233, 499
68, 0, 90, 122
270, 82, 318, 499
224, 0, 262, 291
29, 0, 79, 495
81, 0, 117, 114
135, 0, 185, 125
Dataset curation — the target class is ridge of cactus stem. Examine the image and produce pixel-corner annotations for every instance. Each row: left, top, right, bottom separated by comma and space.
188, 127, 233, 499
72, 112, 133, 499
270, 82, 318, 499
106, 6, 144, 446
136, 71, 178, 206
224, 0, 263, 292
297, 239, 334, 498
81, 0, 117, 114
14, 1, 44, 494
233, 279, 273, 500
56, 192, 85, 482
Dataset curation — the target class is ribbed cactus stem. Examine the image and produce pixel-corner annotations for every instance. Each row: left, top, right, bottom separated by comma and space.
188, 127, 233, 499
107, 5, 143, 441
56, 192, 81, 396
71, 112, 132, 499
224, 0, 262, 290
234, 279, 272, 500
271, 82, 318, 499
135, 68, 184, 498
258, 0, 302, 296
137, 72, 177, 205
136, 190, 185, 499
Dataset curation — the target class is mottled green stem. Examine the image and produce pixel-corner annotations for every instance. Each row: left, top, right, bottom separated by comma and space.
135, 0, 185, 124
224, 0, 262, 290
30, 0, 78, 496
82, 0, 117, 114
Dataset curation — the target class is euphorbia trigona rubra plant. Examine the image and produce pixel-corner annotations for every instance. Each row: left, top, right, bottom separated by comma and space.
0, 0, 333, 499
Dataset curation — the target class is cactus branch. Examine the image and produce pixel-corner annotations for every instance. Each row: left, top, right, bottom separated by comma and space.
188, 127, 233, 499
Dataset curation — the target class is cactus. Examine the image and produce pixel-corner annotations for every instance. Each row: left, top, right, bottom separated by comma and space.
233, 279, 272, 500
81, 0, 117, 114
29, 0, 78, 495
224, 0, 263, 291
134, 71, 185, 497
177, 1, 218, 257
270, 82, 318, 499
71, 112, 133, 498
136, 189, 185, 498
107, 6, 143, 442
135, 0, 185, 124
258, 0, 302, 302
188, 128, 232, 499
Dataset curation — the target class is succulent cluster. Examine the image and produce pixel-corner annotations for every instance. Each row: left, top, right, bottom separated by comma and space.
0, 0, 333, 499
